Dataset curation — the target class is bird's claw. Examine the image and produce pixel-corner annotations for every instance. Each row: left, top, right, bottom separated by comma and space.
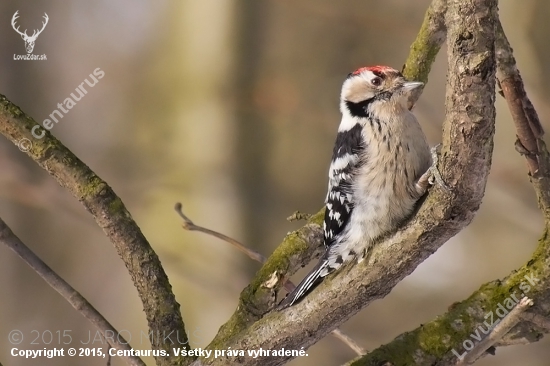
414, 144, 450, 197
427, 144, 450, 192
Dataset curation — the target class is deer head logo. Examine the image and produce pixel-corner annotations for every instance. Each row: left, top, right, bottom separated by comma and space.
11, 11, 49, 54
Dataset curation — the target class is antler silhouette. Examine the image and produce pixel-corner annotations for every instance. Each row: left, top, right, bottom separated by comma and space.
11, 11, 49, 53
32, 13, 49, 39
11, 11, 27, 38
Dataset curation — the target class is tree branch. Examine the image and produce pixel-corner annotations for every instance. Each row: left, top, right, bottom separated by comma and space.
402, 0, 447, 108
0, 95, 192, 366
495, 22, 543, 177
331, 329, 366, 356
201, 208, 325, 352
458, 297, 533, 365
345, 227, 550, 366
175, 204, 365, 355
0, 217, 145, 366
175, 202, 266, 263
495, 20, 550, 217
189, 0, 497, 363
343, 11, 550, 366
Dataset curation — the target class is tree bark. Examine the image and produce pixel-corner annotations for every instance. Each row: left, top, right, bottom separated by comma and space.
191, 0, 498, 363
0, 96, 192, 366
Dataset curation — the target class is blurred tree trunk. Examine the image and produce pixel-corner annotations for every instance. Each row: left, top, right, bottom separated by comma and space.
232, 1, 272, 261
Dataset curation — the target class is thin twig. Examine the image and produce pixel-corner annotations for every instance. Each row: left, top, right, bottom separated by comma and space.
331, 329, 366, 356
0, 217, 146, 366
174, 202, 266, 263
106, 343, 112, 366
458, 297, 533, 365
174, 203, 365, 356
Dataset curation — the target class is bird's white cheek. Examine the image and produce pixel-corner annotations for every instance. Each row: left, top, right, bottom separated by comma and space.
343, 82, 376, 104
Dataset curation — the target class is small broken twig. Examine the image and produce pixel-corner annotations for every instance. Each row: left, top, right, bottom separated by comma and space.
331, 328, 366, 356
175, 202, 365, 356
458, 297, 533, 365
287, 211, 312, 222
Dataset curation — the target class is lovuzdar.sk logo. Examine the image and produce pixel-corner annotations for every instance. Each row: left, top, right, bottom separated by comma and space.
12, 10, 48, 61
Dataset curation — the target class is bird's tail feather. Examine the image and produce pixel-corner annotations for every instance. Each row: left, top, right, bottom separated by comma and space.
276, 259, 329, 310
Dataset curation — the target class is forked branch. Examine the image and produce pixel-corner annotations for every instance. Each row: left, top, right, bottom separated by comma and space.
0, 94, 193, 366
174, 203, 365, 356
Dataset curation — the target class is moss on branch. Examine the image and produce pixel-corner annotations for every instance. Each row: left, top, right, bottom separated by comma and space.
0, 94, 192, 366
207, 209, 324, 349
347, 226, 550, 366
402, 0, 446, 84
402, 0, 446, 109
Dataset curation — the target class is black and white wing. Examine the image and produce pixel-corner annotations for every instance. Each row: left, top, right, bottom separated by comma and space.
323, 123, 364, 248
277, 122, 365, 309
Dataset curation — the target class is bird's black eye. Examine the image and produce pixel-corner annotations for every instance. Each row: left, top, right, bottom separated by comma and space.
371, 77, 382, 86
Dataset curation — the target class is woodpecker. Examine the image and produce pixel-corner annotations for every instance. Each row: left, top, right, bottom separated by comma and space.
277, 65, 440, 309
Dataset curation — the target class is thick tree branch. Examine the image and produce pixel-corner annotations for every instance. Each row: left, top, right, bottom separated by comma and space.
0, 96, 191, 366
191, 0, 497, 363
204, 208, 325, 351
0, 217, 145, 366
344, 11, 550, 366
202, 0, 451, 356
175, 203, 365, 355
345, 226, 550, 366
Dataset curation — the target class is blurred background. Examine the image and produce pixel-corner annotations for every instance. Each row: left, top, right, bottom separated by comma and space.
1, 1, 549, 365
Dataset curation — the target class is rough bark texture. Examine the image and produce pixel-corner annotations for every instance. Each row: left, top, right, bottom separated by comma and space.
8, 0, 550, 364
495, 21, 546, 182
207, 210, 325, 349
0, 96, 191, 366
188, 0, 498, 363
345, 7, 550, 366
345, 232, 550, 366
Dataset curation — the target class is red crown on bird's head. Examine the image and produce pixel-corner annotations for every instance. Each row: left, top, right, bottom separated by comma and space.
352, 65, 396, 76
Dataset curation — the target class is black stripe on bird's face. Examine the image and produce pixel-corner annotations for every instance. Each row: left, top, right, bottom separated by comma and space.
344, 91, 393, 118
345, 99, 371, 118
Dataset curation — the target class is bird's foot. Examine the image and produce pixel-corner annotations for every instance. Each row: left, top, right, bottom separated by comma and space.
415, 144, 450, 197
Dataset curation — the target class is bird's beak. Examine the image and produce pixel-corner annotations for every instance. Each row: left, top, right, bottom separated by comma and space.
401, 81, 424, 92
